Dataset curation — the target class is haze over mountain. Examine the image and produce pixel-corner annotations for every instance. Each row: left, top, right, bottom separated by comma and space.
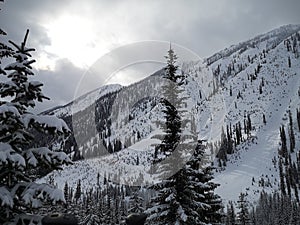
40, 24, 300, 208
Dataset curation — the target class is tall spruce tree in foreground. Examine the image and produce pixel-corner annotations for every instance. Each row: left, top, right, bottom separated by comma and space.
0, 27, 72, 224
147, 46, 187, 224
153, 46, 185, 161
146, 47, 222, 224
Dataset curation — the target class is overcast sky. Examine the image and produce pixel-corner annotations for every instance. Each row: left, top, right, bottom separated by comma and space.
0, 0, 299, 112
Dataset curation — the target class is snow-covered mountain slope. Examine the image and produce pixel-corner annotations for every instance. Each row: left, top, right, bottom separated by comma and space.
43, 84, 122, 117
40, 24, 300, 205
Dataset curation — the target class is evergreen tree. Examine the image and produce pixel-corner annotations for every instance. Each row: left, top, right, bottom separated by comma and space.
296, 108, 300, 131
279, 157, 286, 196
279, 125, 288, 164
247, 114, 252, 134
237, 192, 250, 225
262, 114, 266, 125
200, 165, 223, 224
129, 189, 144, 214
285, 164, 292, 197
153, 46, 185, 161
147, 47, 223, 224
75, 179, 81, 203
147, 141, 223, 224
147, 46, 188, 224
0, 28, 71, 224
64, 181, 69, 205
217, 127, 228, 165
288, 110, 295, 153
225, 201, 236, 225
226, 125, 234, 154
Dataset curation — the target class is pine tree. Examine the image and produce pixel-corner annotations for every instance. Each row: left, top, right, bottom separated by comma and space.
262, 114, 266, 125
288, 110, 295, 153
279, 125, 288, 163
147, 142, 223, 224
225, 201, 236, 225
64, 181, 69, 205
296, 108, 300, 131
247, 114, 252, 133
279, 158, 286, 196
217, 127, 228, 165
178, 142, 223, 225
147, 46, 188, 224
0, 26, 13, 75
129, 189, 144, 214
200, 165, 223, 224
75, 179, 81, 204
285, 164, 292, 197
237, 192, 250, 225
0, 28, 71, 224
147, 46, 223, 225
154, 46, 185, 161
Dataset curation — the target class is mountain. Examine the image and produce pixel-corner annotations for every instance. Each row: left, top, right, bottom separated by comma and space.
39, 24, 300, 205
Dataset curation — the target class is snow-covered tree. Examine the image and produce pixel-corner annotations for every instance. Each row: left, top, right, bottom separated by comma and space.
153, 46, 186, 162
237, 192, 250, 225
147, 142, 223, 224
0, 28, 72, 224
129, 189, 144, 214
225, 201, 236, 225
175, 142, 223, 225
146, 47, 189, 224
75, 179, 82, 204
146, 47, 222, 224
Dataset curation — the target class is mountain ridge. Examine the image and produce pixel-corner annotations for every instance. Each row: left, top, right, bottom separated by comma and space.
39, 24, 300, 205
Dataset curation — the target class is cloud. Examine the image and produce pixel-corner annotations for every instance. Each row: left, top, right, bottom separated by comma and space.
34, 59, 85, 113
1, 0, 299, 112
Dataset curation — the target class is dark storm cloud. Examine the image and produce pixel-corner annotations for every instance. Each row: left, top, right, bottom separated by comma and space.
1, 0, 299, 112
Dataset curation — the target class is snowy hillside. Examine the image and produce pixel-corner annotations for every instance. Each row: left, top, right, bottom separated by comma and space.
43, 84, 122, 117
40, 24, 300, 206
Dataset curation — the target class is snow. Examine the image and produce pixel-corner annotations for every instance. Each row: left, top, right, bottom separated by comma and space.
0, 186, 13, 207
0, 142, 26, 167
0, 104, 20, 117
48, 84, 122, 117
39, 25, 300, 207
21, 183, 65, 208
24, 147, 72, 167
23, 114, 70, 133
212, 28, 300, 203
177, 205, 188, 222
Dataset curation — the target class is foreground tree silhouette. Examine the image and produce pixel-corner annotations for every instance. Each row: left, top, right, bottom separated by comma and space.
0, 27, 72, 224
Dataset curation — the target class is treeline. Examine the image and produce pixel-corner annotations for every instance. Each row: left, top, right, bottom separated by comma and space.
38, 177, 151, 225
216, 114, 252, 167
224, 191, 300, 225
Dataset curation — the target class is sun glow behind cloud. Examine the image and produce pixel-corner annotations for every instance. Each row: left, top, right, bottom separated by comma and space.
43, 14, 109, 69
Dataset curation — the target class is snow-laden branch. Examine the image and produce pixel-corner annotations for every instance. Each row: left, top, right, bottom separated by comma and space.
0, 142, 25, 168
0, 186, 13, 207
0, 105, 20, 117
24, 147, 72, 168
23, 114, 71, 134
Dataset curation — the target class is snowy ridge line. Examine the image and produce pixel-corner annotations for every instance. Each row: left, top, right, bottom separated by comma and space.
205, 24, 300, 65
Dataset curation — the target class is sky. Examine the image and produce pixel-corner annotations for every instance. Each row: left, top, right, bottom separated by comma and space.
0, 0, 300, 112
